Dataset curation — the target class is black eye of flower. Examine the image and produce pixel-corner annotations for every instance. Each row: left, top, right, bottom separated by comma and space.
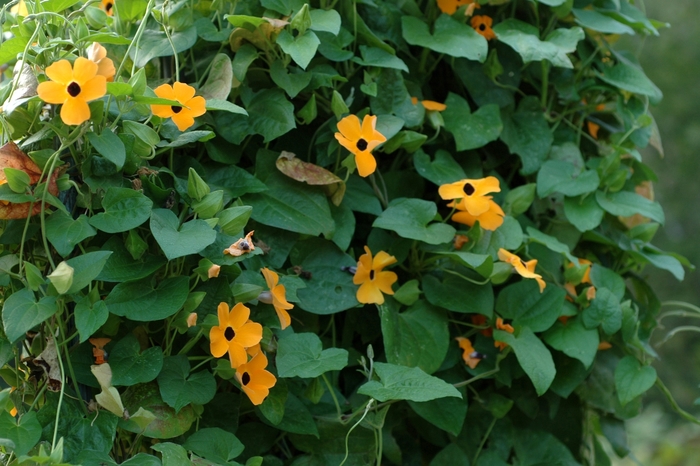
171, 105, 182, 113
224, 327, 235, 341
67, 82, 81, 97
464, 183, 475, 195
356, 138, 368, 151
241, 372, 251, 385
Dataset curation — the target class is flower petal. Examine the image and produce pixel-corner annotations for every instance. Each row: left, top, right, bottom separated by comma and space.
422, 100, 446, 111
60, 98, 91, 125
72, 57, 98, 85
173, 81, 196, 104
45, 60, 73, 85
336, 114, 361, 141
375, 270, 397, 295
234, 321, 263, 347
227, 343, 248, 368
217, 302, 230, 327
438, 180, 468, 200
252, 369, 277, 388
242, 384, 268, 405
97, 58, 116, 81
272, 286, 293, 310
357, 281, 384, 304
372, 250, 397, 271
248, 351, 269, 372
274, 306, 291, 330
472, 176, 501, 196
209, 327, 228, 358
78, 75, 106, 102
229, 302, 251, 329
355, 151, 377, 177
261, 267, 279, 290
353, 247, 373, 285
153, 83, 175, 101
171, 112, 196, 131
335, 133, 358, 155
151, 104, 174, 118
37, 81, 68, 104
185, 95, 206, 117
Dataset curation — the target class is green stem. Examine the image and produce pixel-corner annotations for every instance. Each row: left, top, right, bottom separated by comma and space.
442, 268, 490, 286
473, 416, 497, 465
655, 378, 700, 425
661, 301, 700, 313
322, 373, 343, 419
339, 399, 374, 466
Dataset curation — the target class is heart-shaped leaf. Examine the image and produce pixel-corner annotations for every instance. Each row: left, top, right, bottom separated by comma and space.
150, 209, 217, 260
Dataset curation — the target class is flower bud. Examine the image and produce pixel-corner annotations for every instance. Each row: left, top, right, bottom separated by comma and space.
48, 261, 74, 295
187, 167, 210, 201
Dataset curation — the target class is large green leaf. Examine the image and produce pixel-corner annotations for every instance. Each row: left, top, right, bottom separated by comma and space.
595, 190, 665, 224
501, 96, 553, 175
354, 45, 408, 72
614, 355, 656, 406
564, 195, 605, 232
413, 150, 466, 186
276, 29, 320, 70
183, 428, 244, 464
74, 295, 109, 343
89, 187, 153, 233
150, 209, 217, 261
572, 9, 635, 35
423, 274, 494, 317
373, 198, 456, 245
97, 237, 167, 283
358, 363, 462, 402
543, 317, 599, 368
269, 60, 312, 99
277, 333, 348, 378
582, 287, 622, 335
131, 26, 198, 68
110, 334, 164, 386
443, 93, 502, 151
2, 288, 57, 343
402, 14, 488, 62
471, 215, 524, 257
158, 355, 216, 413
105, 276, 189, 321
408, 396, 467, 436
596, 62, 662, 101
64, 251, 112, 294
264, 392, 318, 437
537, 161, 600, 198
87, 129, 126, 170
45, 211, 97, 257
0, 411, 41, 457
493, 19, 583, 68
494, 328, 556, 396
379, 299, 449, 375
369, 68, 423, 127
121, 383, 195, 439
496, 280, 566, 332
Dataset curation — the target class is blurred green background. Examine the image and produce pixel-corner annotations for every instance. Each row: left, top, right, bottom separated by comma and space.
613, 1, 700, 464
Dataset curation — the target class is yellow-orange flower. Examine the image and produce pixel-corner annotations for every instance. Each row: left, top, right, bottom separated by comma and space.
223, 230, 255, 257
587, 121, 600, 139
439, 177, 501, 217
436, 0, 479, 15
89, 338, 111, 365
447, 198, 505, 231
210, 302, 262, 368
208, 264, 221, 278
453, 234, 469, 250
37, 57, 107, 126
411, 97, 447, 112
151, 82, 207, 131
497, 248, 546, 292
100, 0, 114, 16
494, 317, 514, 351
353, 246, 398, 305
598, 341, 612, 351
87, 42, 116, 82
186, 312, 197, 327
455, 337, 482, 369
261, 268, 294, 330
334, 114, 387, 178
236, 351, 277, 406
471, 15, 496, 40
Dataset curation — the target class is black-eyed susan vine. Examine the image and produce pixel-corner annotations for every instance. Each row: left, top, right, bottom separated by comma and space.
0, 0, 694, 464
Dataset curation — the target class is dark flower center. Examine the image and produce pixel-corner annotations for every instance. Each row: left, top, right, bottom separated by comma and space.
479, 24, 486, 31
224, 326, 235, 341
356, 138, 368, 151
171, 105, 182, 113
241, 372, 251, 385
464, 183, 475, 195
67, 82, 81, 97
105, 1, 113, 11
369, 270, 375, 280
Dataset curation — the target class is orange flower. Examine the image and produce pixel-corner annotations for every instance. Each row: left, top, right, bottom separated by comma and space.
447, 198, 505, 231
439, 177, 501, 217
436, 0, 479, 15
260, 268, 294, 330
497, 249, 546, 292
186, 313, 197, 327
471, 15, 496, 40
209, 302, 263, 368
453, 234, 469, 250
86, 43, 116, 82
587, 121, 600, 139
353, 246, 398, 305
100, 0, 114, 16
334, 114, 387, 177
37, 57, 107, 125
223, 230, 255, 257
89, 338, 111, 365
411, 97, 447, 112
598, 341, 612, 351
236, 351, 277, 405
151, 82, 207, 131
208, 264, 221, 278
456, 337, 482, 369
494, 317, 514, 351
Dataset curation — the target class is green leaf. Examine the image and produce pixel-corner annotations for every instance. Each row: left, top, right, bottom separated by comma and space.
2, 288, 56, 343
615, 355, 656, 407
496, 280, 566, 332
358, 362, 462, 402
269, 60, 312, 99
443, 93, 502, 151
582, 287, 622, 335
150, 209, 217, 261
105, 276, 189, 321
277, 333, 348, 378
63, 251, 111, 295
526, 227, 576, 262
3, 168, 29, 193
131, 26, 198, 68
97, 237, 167, 283
199, 53, 233, 101
597, 62, 662, 101
503, 183, 536, 216
369, 69, 422, 127
393, 279, 421, 306
572, 9, 635, 34
408, 396, 467, 437
354, 45, 408, 72
494, 327, 556, 396
513, 430, 580, 466
0, 411, 41, 457
564, 195, 605, 232
216, 206, 253, 236
276, 29, 320, 70
45, 211, 97, 257
402, 14, 488, 62
0, 37, 29, 66
74, 295, 109, 343
87, 129, 126, 170
40, 0, 80, 12
589, 265, 626, 301
413, 150, 466, 186
244, 172, 334, 237
543, 317, 599, 368
287, 419, 374, 464
493, 19, 584, 68
379, 299, 448, 375
158, 355, 216, 413
152, 443, 190, 465
206, 99, 247, 115
595, 190, 665, 224
89, 187, 153, 233
537, 161, 600, 198
501, 96, 553, 175
266, 392, 318, 437
431, 444, 471, 466
309, 8, 341, 35
121, 383, 195, 439
184, 427, 244, 464
110, 334, 164, 386
373, 198, 456, 245
423, 274, 494, 317
245, 88, 297, 143
471, 215, 524, 257
106, 82, 133, 97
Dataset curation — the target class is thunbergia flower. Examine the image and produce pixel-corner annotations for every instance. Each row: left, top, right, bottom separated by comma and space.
411, 97, 447, 112
210, 302, 262, 368
437, 0, 479, 15
87, 42, 116, 82
260, 268, 294, 330
497, 248, 546, 292
151, 82, 206, 131
334, 114, 387, 177
89, 338, 111, 365
439, 176, 501, 217
447, 197, 505, 231
456, 337, 483, 369
564, 258, 593, 297
101, 0, 114, 16
223, 230, 255, 257
236, 351, 277, 406
353, 246, 398, 305
494, 317, 514, 350
37, 57, 107, 125
472, 15, 496, 40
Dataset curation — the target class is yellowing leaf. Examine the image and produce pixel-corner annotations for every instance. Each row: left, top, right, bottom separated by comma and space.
275, 151, 346, 205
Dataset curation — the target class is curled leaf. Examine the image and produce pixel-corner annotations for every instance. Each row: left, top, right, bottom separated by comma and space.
276, 151, 346, 205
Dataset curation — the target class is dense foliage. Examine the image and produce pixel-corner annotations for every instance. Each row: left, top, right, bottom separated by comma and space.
0, 0, 693, 464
